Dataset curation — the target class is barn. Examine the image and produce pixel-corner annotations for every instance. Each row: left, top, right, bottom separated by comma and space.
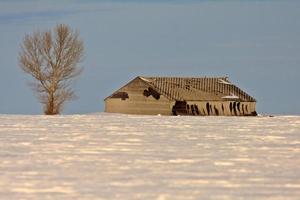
104, 76, 257, 116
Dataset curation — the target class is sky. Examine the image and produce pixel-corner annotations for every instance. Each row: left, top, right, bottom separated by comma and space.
0, 0, 299, 115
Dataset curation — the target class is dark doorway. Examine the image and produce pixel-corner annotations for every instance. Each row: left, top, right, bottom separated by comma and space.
172, 101, 188, 116
237, 102, 241, 112
242, 104, 245, 115
214, 106, 219, 116
206, 102, 210, 115
233, 102, 237, 115
194, 105, 200, 115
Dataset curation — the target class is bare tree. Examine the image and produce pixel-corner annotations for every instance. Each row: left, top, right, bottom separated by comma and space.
19, 24, 84, 115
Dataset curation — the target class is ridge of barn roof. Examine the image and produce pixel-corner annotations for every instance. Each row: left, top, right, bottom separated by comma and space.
139, 76, 229, 80
138, 76, 256, 102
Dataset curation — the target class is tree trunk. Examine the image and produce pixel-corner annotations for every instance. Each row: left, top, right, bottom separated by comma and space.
45, 94, 56, 115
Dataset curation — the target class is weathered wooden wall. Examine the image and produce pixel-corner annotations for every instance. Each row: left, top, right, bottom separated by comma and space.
105, 78, 173, 115
184, 101, 256, 116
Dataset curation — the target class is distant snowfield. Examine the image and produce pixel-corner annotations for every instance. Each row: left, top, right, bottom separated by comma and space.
0, 113, 300, 200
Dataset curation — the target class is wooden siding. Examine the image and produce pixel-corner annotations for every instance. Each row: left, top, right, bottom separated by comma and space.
105, 78, 173, 115
184, 101, 256, 116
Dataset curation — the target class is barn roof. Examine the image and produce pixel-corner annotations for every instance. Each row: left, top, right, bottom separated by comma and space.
138, 76, 256, 102
105, 76, 256, 102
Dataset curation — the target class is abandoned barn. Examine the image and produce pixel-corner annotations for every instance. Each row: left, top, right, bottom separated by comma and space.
104, 76, 257, 116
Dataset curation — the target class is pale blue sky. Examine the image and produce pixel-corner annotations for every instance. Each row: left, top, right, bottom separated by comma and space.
0, 0, 299, 115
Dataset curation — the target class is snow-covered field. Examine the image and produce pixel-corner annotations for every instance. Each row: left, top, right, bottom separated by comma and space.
0, 113, 299, 200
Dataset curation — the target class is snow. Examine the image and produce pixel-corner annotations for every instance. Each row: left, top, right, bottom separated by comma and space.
139, 77, 152, 83
0, 113, 300, 199
218, 79, 232, 85
222, 93, 240, 99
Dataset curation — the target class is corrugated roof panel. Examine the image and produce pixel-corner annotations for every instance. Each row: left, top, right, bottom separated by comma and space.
140, 76, 256, 102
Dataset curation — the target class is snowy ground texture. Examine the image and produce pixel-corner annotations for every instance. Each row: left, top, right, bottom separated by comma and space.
0, 113, 300, 200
